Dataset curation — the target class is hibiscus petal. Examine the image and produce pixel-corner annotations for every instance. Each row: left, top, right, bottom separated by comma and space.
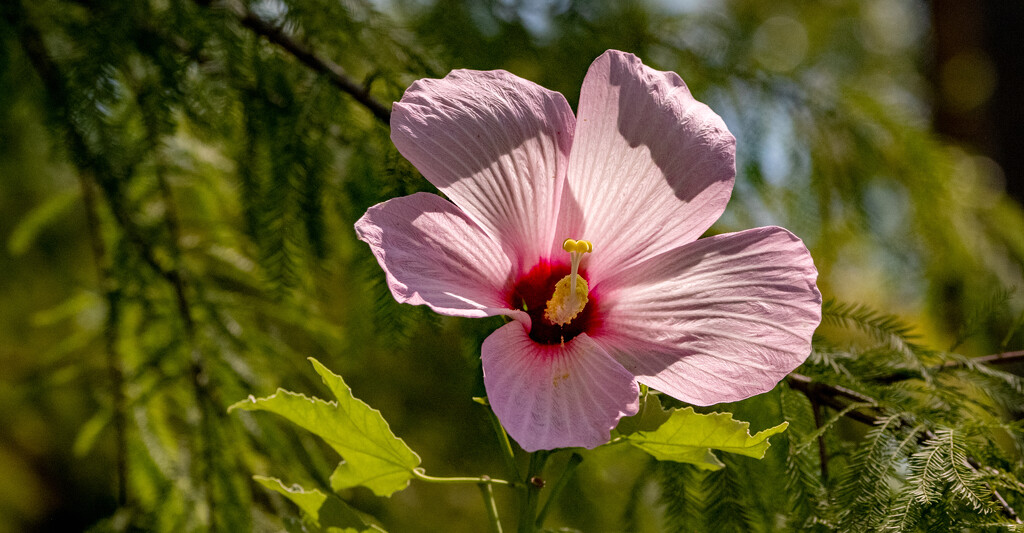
391, 69, 575, 270
596, 227, 821, 405
355, 192, 521, 319
482, 323, 639, 452
558, 50, 736, 282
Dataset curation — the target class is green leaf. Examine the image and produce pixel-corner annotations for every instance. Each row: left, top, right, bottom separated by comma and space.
615, 392, 673, 436
256, 476, 326, 519
626, 407, 788, 470
230, 358, 421, 497
254, 476, 382, 532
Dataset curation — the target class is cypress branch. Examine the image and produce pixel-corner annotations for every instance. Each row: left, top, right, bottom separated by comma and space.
779, 386, 829, 528
8, 5, 223, 525
786, 372, 1022, 524
835, 415, 922, 530
3, 0, 135, 509
194, 0, 392, 124
820, 299, 931, 378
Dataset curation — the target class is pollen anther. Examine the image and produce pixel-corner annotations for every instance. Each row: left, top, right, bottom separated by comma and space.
544, 238, 593, 326
562, 238, 593, 254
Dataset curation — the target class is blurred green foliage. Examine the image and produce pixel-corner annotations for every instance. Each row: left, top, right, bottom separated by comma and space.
1, 0, 1023, 531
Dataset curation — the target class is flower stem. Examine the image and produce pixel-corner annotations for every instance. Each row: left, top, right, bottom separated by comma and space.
412, 468, 513, 487
478, 480, 504, 533
534, 453, 583, 529
486, 406, 521, 480
517, 451, 550, 533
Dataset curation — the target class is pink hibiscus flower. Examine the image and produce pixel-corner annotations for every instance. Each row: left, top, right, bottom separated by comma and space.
356, 50, 822, 452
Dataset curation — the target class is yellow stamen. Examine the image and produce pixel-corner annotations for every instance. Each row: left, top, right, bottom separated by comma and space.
544, 239, 593, 325
562, 239, 593, 254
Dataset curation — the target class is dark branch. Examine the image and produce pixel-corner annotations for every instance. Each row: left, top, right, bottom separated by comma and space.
871, 349, 1024, 385
785, 373, 883, 426
942, 349, 1024, 368
81, 164, 129, 507
810, 400, 829, 483
194, 0, 392, 125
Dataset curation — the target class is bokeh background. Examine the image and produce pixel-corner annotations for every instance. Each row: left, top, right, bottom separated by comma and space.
1, 0, 1023, 531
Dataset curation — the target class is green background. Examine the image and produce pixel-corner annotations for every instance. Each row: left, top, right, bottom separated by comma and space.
1, 0, 1022, 531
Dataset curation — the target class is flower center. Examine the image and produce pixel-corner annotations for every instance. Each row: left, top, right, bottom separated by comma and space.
508, 239, 597, 345
543, 239, 592, 326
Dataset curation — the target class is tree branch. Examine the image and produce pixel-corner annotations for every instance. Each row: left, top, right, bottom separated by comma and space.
194, 0, 392, 125
786, 372, 1021, 524
80, 165, 129, 507
810, 400, 829, 483
872, 349, 1024, 385
942, 349, 1024, 368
